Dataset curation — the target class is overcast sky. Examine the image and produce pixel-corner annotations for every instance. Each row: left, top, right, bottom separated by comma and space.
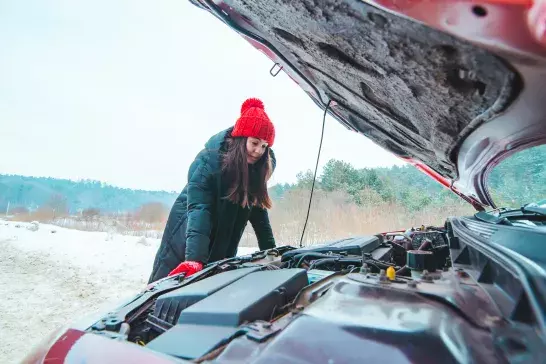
0, 0, 404, 192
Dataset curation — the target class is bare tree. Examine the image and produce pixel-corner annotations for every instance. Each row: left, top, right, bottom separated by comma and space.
10, 206, 29, 215
135, 202, 169, 224
46, 193, 69, 219
82, 208, 101, 221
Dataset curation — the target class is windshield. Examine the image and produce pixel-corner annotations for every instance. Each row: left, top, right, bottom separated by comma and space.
488, 144, 546, 208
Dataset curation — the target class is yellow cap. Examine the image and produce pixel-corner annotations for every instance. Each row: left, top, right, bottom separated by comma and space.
386, 266, 396, 280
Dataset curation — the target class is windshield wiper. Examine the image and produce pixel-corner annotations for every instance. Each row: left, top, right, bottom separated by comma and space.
474, 211, 514, 225
521, 204, 546, 216
476, 202, 546, 224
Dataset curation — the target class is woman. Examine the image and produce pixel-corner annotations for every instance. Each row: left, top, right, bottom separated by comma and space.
148, 98, 277, 283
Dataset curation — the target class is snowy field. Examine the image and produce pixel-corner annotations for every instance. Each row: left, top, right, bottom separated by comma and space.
0, 220, 258, 363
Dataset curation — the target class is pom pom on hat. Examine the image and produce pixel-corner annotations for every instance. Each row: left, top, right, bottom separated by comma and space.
241, 98, 264, 114
232, 97, 275, 146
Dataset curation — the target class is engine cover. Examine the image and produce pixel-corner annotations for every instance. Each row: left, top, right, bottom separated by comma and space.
146, 268, 308, 360
153, 267, 261, 326
178, 268, 308, 327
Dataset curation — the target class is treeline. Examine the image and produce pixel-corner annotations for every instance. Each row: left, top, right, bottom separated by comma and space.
2, 144, 544, 222
272, 144, 546, 211
271, 160, 464, 212
0, 175, 177, 214
257, 161, 475, 246
488, 145, 546, 207
2, 162, 458, 218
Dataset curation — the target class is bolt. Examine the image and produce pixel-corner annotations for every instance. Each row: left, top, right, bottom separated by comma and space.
379, 269, 390, 283
420, 270, 434, 282
262, 322, 272, 329
407, 280, 417, 288
119, 323, 131, 336
93, 322, 106, 331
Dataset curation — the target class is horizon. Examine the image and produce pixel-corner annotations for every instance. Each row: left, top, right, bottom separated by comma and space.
0, 158, 413, 193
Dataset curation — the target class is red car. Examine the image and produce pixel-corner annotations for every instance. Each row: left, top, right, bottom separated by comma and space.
23, 0, 546, 363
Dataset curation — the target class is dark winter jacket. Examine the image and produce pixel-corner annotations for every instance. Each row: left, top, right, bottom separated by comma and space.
148, 128, 276, 283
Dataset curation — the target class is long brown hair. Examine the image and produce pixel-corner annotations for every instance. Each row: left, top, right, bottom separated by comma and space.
221, 137, 273, 209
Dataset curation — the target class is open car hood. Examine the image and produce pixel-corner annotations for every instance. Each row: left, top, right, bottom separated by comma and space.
190, 0, 546, 209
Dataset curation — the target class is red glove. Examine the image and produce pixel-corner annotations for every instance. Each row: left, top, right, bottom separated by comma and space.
167, 261, 203, 277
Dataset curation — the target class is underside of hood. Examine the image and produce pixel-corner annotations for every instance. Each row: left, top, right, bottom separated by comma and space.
217, 0, 519, 177
191, 0, 546, 208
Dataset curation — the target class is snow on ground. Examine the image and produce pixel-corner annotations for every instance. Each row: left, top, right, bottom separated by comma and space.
0, 220, 258, 363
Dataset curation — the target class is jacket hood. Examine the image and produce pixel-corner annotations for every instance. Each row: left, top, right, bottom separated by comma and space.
190, 0, 546, 209
204, 127, 233, 151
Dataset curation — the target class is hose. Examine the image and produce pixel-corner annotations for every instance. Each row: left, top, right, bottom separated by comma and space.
363, 259, 392, 270
396, 266, 410, 276
294, 252, 343, 268
310, 258, 362, 270
418, 239, 432, 251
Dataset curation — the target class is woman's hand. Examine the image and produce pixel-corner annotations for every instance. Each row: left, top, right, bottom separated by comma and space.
167, 261, 203, 277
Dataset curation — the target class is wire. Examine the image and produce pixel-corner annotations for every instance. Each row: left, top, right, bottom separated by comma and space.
299, 100, 333, 248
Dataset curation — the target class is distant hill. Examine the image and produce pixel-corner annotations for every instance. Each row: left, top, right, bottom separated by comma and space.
0, 175, 178, 213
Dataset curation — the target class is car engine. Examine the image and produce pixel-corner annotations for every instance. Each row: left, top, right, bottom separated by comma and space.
84, 222, 543, 363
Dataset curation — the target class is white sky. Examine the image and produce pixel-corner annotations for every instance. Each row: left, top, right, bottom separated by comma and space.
0, 0, 404, 192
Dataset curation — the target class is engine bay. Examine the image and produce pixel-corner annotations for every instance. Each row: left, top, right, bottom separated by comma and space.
85, 222, 544, 363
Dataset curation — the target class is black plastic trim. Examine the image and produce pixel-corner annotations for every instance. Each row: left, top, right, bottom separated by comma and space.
448, 217, 546, 337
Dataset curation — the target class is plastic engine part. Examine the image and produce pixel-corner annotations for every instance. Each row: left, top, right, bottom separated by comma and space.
371, 246, 392, 261
178, 269, 308, 327
153, 267, 261, 325
146, 324, 242, 360
307, 269, 335, 284
281, 236, 380, 261
407, 250, 436, 272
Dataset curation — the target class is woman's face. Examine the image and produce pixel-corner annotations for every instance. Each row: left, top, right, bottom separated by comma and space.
246, 137, 268, 164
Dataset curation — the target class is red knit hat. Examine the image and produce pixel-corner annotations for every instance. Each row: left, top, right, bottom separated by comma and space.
232, 98, 275, 146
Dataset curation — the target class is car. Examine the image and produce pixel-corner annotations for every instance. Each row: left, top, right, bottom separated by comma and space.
22, 0, 546, 363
